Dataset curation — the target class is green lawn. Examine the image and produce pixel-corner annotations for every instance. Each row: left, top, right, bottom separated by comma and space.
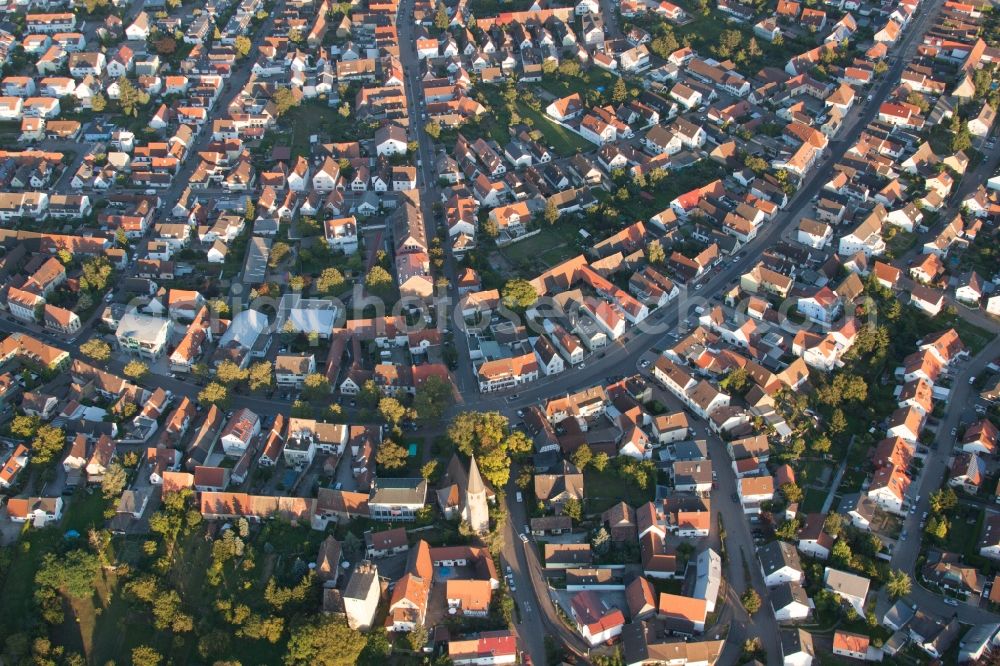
284, 100, 377, 158
801, 487, 827, 513
499, 224, 585, 271
584, 468, 655, 514
534, 69, 617, 101
515, 101, 593, 156
63, 491, 110, 533
885, 229, 918, 257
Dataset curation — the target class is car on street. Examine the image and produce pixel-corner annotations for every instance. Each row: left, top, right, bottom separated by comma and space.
944, 598, 959, 607
951, 427, 957, 436
970, 376, 976, 384
731, 492, 739, 503
901, 529, 908, 540
519, 533, 528, 543
640, 359, 650, 368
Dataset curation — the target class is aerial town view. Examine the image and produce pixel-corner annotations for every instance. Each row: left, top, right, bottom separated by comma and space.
0, 0, 1000, 662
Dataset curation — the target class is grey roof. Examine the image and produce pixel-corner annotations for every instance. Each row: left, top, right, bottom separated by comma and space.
824, 567, 870, 599
693, 548, 721, 605
771, 581, 810, 610
780, 628, 814, 658
344, 561, 379, 600
909, 610, 947, 642
960, 622, 1000, 658
759, 540, 802, 577
671, 440, 708, 461
369, 477, 427, 505
217, 308, 268, 349
115, 310, 168, 341
883, 599, 916, 630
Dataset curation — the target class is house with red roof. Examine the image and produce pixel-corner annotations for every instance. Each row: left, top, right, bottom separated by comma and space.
570, 590, 626, 645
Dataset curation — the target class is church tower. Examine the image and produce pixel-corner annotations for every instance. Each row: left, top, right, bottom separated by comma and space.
463, 455, 490, 533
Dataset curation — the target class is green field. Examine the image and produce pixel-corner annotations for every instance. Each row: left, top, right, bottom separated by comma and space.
284, 101, 376, 158
584, 468, 655, 514
515, 101, 593, 156
499, 224, 585, 272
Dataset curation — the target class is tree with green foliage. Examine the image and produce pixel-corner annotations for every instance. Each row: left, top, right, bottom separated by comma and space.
90, 92, 107, 112
10, 414, 40, 439
741, 589, 761, 614
649, 31, 679, 59
208, 297, 230, 318
447, 411, 532, 488
101, 462, 128, 500
558, 59, 580, 78
269, 241, 291, 268
247, 361, 273, 392
365, 265, 392, 291
646, 239, 665, 264
614, 455, 654, 489
562, 498, 582, 522
413, 375, 454, 422
215, 359, 249, 386
302, 373, 331, 399
831, 538, 853, 566
775, 516, 801, 541
887, 569, 912, 599
80, 338, 112, 362
316, 267, 345, 294
543, 198, 560, 225
35, 550, 100, 600
291, 400, 314, 418
123, 360, 149, 382
421, 459, 439, 482
780, 482, 803, 503
131, 646, 163, 666
571, 443, 593, 470
80, 256, 112, 292
824, 513, 845, 537
829, 408, 847, 435
233, 35, 251, 58
273, 87, 300, 116
378, 397, 407, 425
720, 367, 749, 393
198, 382, 230, 408
117, 77, 150, 117
376, 439, 409, 470
952, 124, 973, 153
811, 434, 832, 453
433, 0, 449, 29
611, 76, 628, 103
929, 488, 957, 514
424, 119, 442, 139
591, 451, 609, 472
501, 279, 538, 310
31, 425, 66, 467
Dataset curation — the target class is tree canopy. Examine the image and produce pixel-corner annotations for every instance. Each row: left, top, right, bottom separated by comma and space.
412, 375, 453, 422
285, 615, 366, 665
501, 279, 538, 310
447, 411, 532, 487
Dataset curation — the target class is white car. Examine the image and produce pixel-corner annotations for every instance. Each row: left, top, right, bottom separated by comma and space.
519, 533, 528, 543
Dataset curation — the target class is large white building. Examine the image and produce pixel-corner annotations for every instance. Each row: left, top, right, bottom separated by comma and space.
116, 310, 172, 359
